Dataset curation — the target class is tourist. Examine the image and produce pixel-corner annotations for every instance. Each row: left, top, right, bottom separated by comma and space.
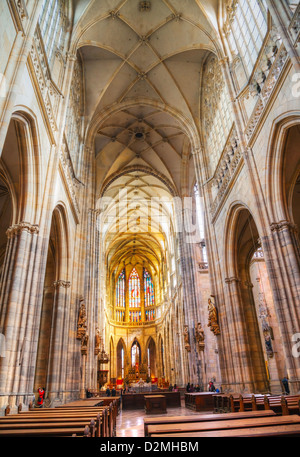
282, 376, 290, 394
37, 387, 45, 407
208, 381, 216, 392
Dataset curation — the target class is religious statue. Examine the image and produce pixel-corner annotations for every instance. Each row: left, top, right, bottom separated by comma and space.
95, 326, 102, 355
207, 296, 220, 335
77, 297, 87, 339
195, 322, 205, 351
262, 319, 274, 358
184, 325, 191, 352
81, 332, 89, 355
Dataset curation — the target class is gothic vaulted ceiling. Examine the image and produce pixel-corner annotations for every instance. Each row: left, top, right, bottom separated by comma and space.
71, 0, 220, 277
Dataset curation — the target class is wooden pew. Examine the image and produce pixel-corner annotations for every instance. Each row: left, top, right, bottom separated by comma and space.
146, 414, 300, 437
151, 423, 300, 438
0, 420, 96, 437
23, 404, 112, 435
184, 392, 216, 411
216, 394, 232, 413
264, 395, 286, 414
144, 409, 276, 436
282, 396, 300, 415
6, 406, 109, 437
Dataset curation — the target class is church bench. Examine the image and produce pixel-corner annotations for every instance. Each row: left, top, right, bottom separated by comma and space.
263, 395, 288, 414
143, 409, 276, 436
0, 412, 105, 437
0, 420, 96, 437
27, 402, 117, 433
281, 396, 300, 415
53, 400, 118, 434
238, 394, 266, 412
213, 394, 233, 413
146, 414, 300, 437
150, 423, 300, 438
184, 392, 216, 411
15, 407, 110, 436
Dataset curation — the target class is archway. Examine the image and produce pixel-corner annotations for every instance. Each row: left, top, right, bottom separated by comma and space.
34, 205, 70, 403
146, 337, 156, 382
116, 338, 126, 384
225, 205, 273, 393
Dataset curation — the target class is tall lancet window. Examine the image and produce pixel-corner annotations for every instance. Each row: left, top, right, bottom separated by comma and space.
129, 268, 141, 308
144, 268, 155, 307
116, 269, 125, 308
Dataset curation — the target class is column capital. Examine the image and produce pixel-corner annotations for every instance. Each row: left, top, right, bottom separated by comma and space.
66, 52, 77, 62
53, 280, 71, 288
225, 276, 241, 284
270, 220, 298, 233
6, 221, 39, 239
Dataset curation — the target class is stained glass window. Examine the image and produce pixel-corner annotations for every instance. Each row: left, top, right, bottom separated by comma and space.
129, 268, 141, 308
146, 309, 155, 321
116, 269, 125, 308
144, 268, 155, 307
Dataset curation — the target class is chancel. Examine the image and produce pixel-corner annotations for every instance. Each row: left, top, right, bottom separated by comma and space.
0, 0, 300, 439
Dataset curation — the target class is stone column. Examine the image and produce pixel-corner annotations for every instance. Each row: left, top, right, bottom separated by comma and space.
0, 222, 39, 410
47, 280, 71, 404
80, 353, 87, 400
175, 199, 203, 387
224, 276, 255, 393
263, 221, 300, 392
270, 220, 300, 314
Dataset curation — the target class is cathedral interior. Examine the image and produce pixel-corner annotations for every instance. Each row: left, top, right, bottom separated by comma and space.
0, 0, 299, 421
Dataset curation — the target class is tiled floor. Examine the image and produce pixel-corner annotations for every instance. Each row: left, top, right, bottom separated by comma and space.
116, 400, 210, 437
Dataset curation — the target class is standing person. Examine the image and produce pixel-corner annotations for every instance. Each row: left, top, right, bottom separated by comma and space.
208, 381, 216, 392
282, 377, 290, 394
111, 386, 116, 397
106, 386, 111, 397
186, 382, 190, 392
37, 387, 45, 407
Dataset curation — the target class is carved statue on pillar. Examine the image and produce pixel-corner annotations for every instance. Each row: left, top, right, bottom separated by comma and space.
184, 325, 191, 352
195, 322, 205, 351
77, 297, 87, 339
95, 326, 102, 356
207, 296, 220, 335
81, 332, 89, 355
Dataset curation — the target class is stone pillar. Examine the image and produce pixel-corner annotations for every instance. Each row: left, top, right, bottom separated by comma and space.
80, 353, 87, 400
0, 222, 39, 410
47, 280, 71, 404
270, 220, 300, 314
262, 221, 300, 392
175, 200, 203, 387
224, 276, 255, 393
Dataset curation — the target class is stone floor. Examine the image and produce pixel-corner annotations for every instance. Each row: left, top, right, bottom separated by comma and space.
116, 399, 210, 437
